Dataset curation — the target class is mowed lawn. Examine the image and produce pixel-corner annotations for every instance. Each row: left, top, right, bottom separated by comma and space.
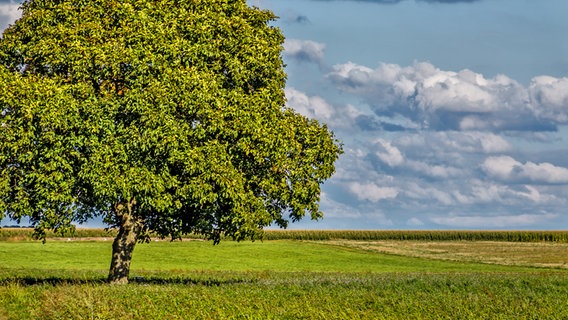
1, 239, 568, 319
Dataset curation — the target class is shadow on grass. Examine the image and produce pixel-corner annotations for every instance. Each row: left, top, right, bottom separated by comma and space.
0, 274, 258, 286
0, 276, 107, 286
129, 276, 256, 286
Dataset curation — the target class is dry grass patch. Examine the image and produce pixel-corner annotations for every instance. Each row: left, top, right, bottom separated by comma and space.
326, 240, 568, 269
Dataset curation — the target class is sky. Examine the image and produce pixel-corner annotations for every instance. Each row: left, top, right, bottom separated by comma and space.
2, 0, 568, 230
258, 0, 568, 230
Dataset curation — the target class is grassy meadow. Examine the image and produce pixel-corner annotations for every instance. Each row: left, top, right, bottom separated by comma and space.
1, 229, 568, 319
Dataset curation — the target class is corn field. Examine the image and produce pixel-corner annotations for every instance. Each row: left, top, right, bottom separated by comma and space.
261, 230, 568, 242
1, 228, 567, 242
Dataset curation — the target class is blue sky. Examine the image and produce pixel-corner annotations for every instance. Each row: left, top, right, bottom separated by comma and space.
2, 0, 568, 230
259, 0, 568, 230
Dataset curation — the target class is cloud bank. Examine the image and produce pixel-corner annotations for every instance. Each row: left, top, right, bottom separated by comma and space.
482, 156, 568, 184
286, 58, 568, 229
328, 61, 566, 132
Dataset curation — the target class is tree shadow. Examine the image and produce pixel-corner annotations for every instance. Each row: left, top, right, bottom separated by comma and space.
0, 274, 258, 286
0, 276, 107, 286
129, 276, 256, 286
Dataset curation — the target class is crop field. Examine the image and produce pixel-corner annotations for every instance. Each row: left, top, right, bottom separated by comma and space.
2, 228, 568, 242
1, 230, 568, 319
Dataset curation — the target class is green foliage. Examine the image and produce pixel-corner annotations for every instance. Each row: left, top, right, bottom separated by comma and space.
0, 0, 341, 243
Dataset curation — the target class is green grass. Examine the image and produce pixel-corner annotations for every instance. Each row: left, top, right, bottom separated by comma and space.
1, 239, 567, 319
2, 272, 567, 319
0, 240, 546, 273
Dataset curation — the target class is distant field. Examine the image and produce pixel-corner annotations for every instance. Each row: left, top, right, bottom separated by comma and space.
1, 234, 568, 319
2, 228, 568, 242
328, 240, 568, 269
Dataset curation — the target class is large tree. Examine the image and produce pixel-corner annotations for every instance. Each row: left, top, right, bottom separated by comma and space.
0, 0, 341, 284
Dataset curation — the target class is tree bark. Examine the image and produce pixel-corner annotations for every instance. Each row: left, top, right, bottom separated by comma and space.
108, 199, 141, 284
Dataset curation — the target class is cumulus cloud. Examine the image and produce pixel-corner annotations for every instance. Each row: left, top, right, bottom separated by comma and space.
347, 182, 398, 202
377, 131, 510, 182
397, 132, 510, 156
406, 160, 462, 179
274, 1, 567, 230
404, 183, 454, 205
284, 39, 326, 65
285, 88, 335, 121
285, 87, 362, 129
482, 156, 568, 184
319, 132, 565, 229
450, 181, 556, 205
529, 76, 568, 123
449, 132, 511, 153
328, 61, 564, 132
373, 139, 404, 167
371, 138, 462, 179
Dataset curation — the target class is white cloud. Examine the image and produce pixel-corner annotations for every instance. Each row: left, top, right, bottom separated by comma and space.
285, 87, 362, 129
373, 138, 404, 167
520, 185, 546, 203
266, 2, 568, 230
529, 76, 568, 123
482, 156, 568, 184
327, 61, 567, 132
481, 156, 520, 181
404, 183, 454, 205
429, 132, 511, 153
283, 39, 326, 65
368, 136, 464, 181
406, 160, 462, 179
418, 68, 501, 113
472, 132, 511, 153
396, 131, 511, 156
347, 182, 398, 203
328, 61, 526, 114
450, 180, 559, 206
379, 132, 509, 182
285, 87, 335, 121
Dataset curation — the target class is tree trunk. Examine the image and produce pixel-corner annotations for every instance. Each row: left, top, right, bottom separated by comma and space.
108, 199, 141, 284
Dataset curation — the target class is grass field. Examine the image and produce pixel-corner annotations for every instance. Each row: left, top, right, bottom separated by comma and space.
1, 236, 568, 319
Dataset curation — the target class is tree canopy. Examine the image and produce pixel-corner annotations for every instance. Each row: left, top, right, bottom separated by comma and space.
0, 0, 342, 283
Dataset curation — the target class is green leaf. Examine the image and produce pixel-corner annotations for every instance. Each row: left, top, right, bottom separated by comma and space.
0, 0, 341, 243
